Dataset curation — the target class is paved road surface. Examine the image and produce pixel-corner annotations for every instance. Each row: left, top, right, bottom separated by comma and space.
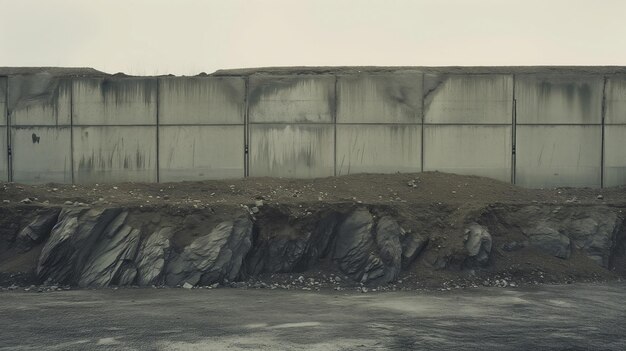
1, 283, 625, 350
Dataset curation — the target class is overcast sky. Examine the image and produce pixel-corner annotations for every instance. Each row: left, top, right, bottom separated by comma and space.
1, 0, 625, 76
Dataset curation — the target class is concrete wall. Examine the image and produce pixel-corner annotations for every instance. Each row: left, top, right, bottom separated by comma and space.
72, 78, 157, 183
1, 68, 626, 188
248, 75, 335, 177
8, 75, 72, 183
423, 74, 513, 182
335, 73, 422, 175
158, 76, 246, 181
0, 77, 7, 181
515, 75, 603, 188
604, 76, 626, 187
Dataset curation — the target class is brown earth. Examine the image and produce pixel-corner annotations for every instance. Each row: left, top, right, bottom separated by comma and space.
1, 172, 624, 208
0, 172, 625, 291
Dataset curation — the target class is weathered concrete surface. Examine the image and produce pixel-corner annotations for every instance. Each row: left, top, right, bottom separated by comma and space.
424, 75, 513, 124
515, 75, 603, 124
0, 126, 7, 182
72, 78, 157, 125
515, 125, 602, 188
1, 284, 625, 350
0, 76, 8, 126
249, 75, 335, 123
336, 125, 420, 175
73, 126, 157, 183
8, 76, 71, 126
158, 77, 245, 125
11, 127, 72, 183
159, 125, 244, 181
604, 125, 626, 187
336, 73, 422, 123
605, 75, 626, 125
249, 124, 334, 178
423, 125, 512, 182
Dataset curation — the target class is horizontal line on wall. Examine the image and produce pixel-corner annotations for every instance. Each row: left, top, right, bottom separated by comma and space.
336, 122, 422, 126
423, 123, 511, 126
515, 123, 602, 126
248, 122, 335, 125
159, 123, 244, 127
10, 125, 72, 128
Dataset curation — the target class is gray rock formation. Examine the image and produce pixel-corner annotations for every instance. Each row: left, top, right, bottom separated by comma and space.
562, 212, 621, 267
464, 224, 492, 266
401, 231, 428, 268
165, 216, 253, 286
37, 208, 122, 284
15, 208, 61, 252
333, 209, 402, 285
79, 212, 141, 287
136, 227, 173, 286
525, 223, 571, 259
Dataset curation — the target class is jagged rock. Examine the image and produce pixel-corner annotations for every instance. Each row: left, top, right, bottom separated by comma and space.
165, 216, 253, 286
15, 208, 61, 252
464, 224, 492, 266
499, 206, 621, 265
333, 209, 402, 285
401, 232, 428, 268
373, 216, 402, 283
78, 212, 141, 287
36, 208, 123, 284
562, 212, 621, 267
247, 228, 311, 274
525, 223, 571, 259
136, 227, 173, 286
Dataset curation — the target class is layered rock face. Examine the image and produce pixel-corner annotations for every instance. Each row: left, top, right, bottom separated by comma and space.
5, 203, 626, 288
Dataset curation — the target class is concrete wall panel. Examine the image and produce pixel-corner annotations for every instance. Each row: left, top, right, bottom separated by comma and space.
516, 125, 601, 188
249, 124, 334, 178
424, 75, 513, 124
159, 126, 244, 181
337, 73, 422, 124
11, 127, 71, 183
159, 77, 245, 125
515, 75, 603, 124
73, 78, 157, 125
0, 77, 6, 125
73, 126, 157, 183
9, 77, 71, 126
605, 76, 626, 124
423, 125, 512, 182
0, 127, 6, 181
249, 75, 334, 123
603, 126, 626, 187
336, 125, 420, 175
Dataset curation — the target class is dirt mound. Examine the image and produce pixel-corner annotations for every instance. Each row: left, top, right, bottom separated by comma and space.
1, 173, 625, 291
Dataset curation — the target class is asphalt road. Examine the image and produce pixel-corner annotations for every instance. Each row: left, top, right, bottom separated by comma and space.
1, 283, 625, 350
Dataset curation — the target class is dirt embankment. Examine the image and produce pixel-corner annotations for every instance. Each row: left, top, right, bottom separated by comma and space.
1, 172, 625, 292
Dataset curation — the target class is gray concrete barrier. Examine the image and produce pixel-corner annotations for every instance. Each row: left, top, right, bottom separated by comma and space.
515, 75, 603, 188
423, 74, 513, 182
2, 67, 625, 188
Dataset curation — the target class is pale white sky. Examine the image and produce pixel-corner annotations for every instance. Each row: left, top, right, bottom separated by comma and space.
1, 0, 625, 76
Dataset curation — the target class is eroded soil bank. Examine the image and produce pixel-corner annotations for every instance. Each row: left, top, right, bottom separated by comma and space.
1, 173, 625, 290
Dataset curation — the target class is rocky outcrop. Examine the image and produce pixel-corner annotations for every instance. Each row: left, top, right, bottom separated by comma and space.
37, 208, 122, 284
79, 212, 141, 287
495, 206, 622, 265
15, 208, 61, 252
401, 231, 428, 269
464, 224, 492, 266
333, 209, 402, 285
525, 223, 571, 259
136, 227, 173, 286
165, 216, 253, 286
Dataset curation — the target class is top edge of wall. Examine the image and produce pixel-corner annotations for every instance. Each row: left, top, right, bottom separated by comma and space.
5, 66, 626, 79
